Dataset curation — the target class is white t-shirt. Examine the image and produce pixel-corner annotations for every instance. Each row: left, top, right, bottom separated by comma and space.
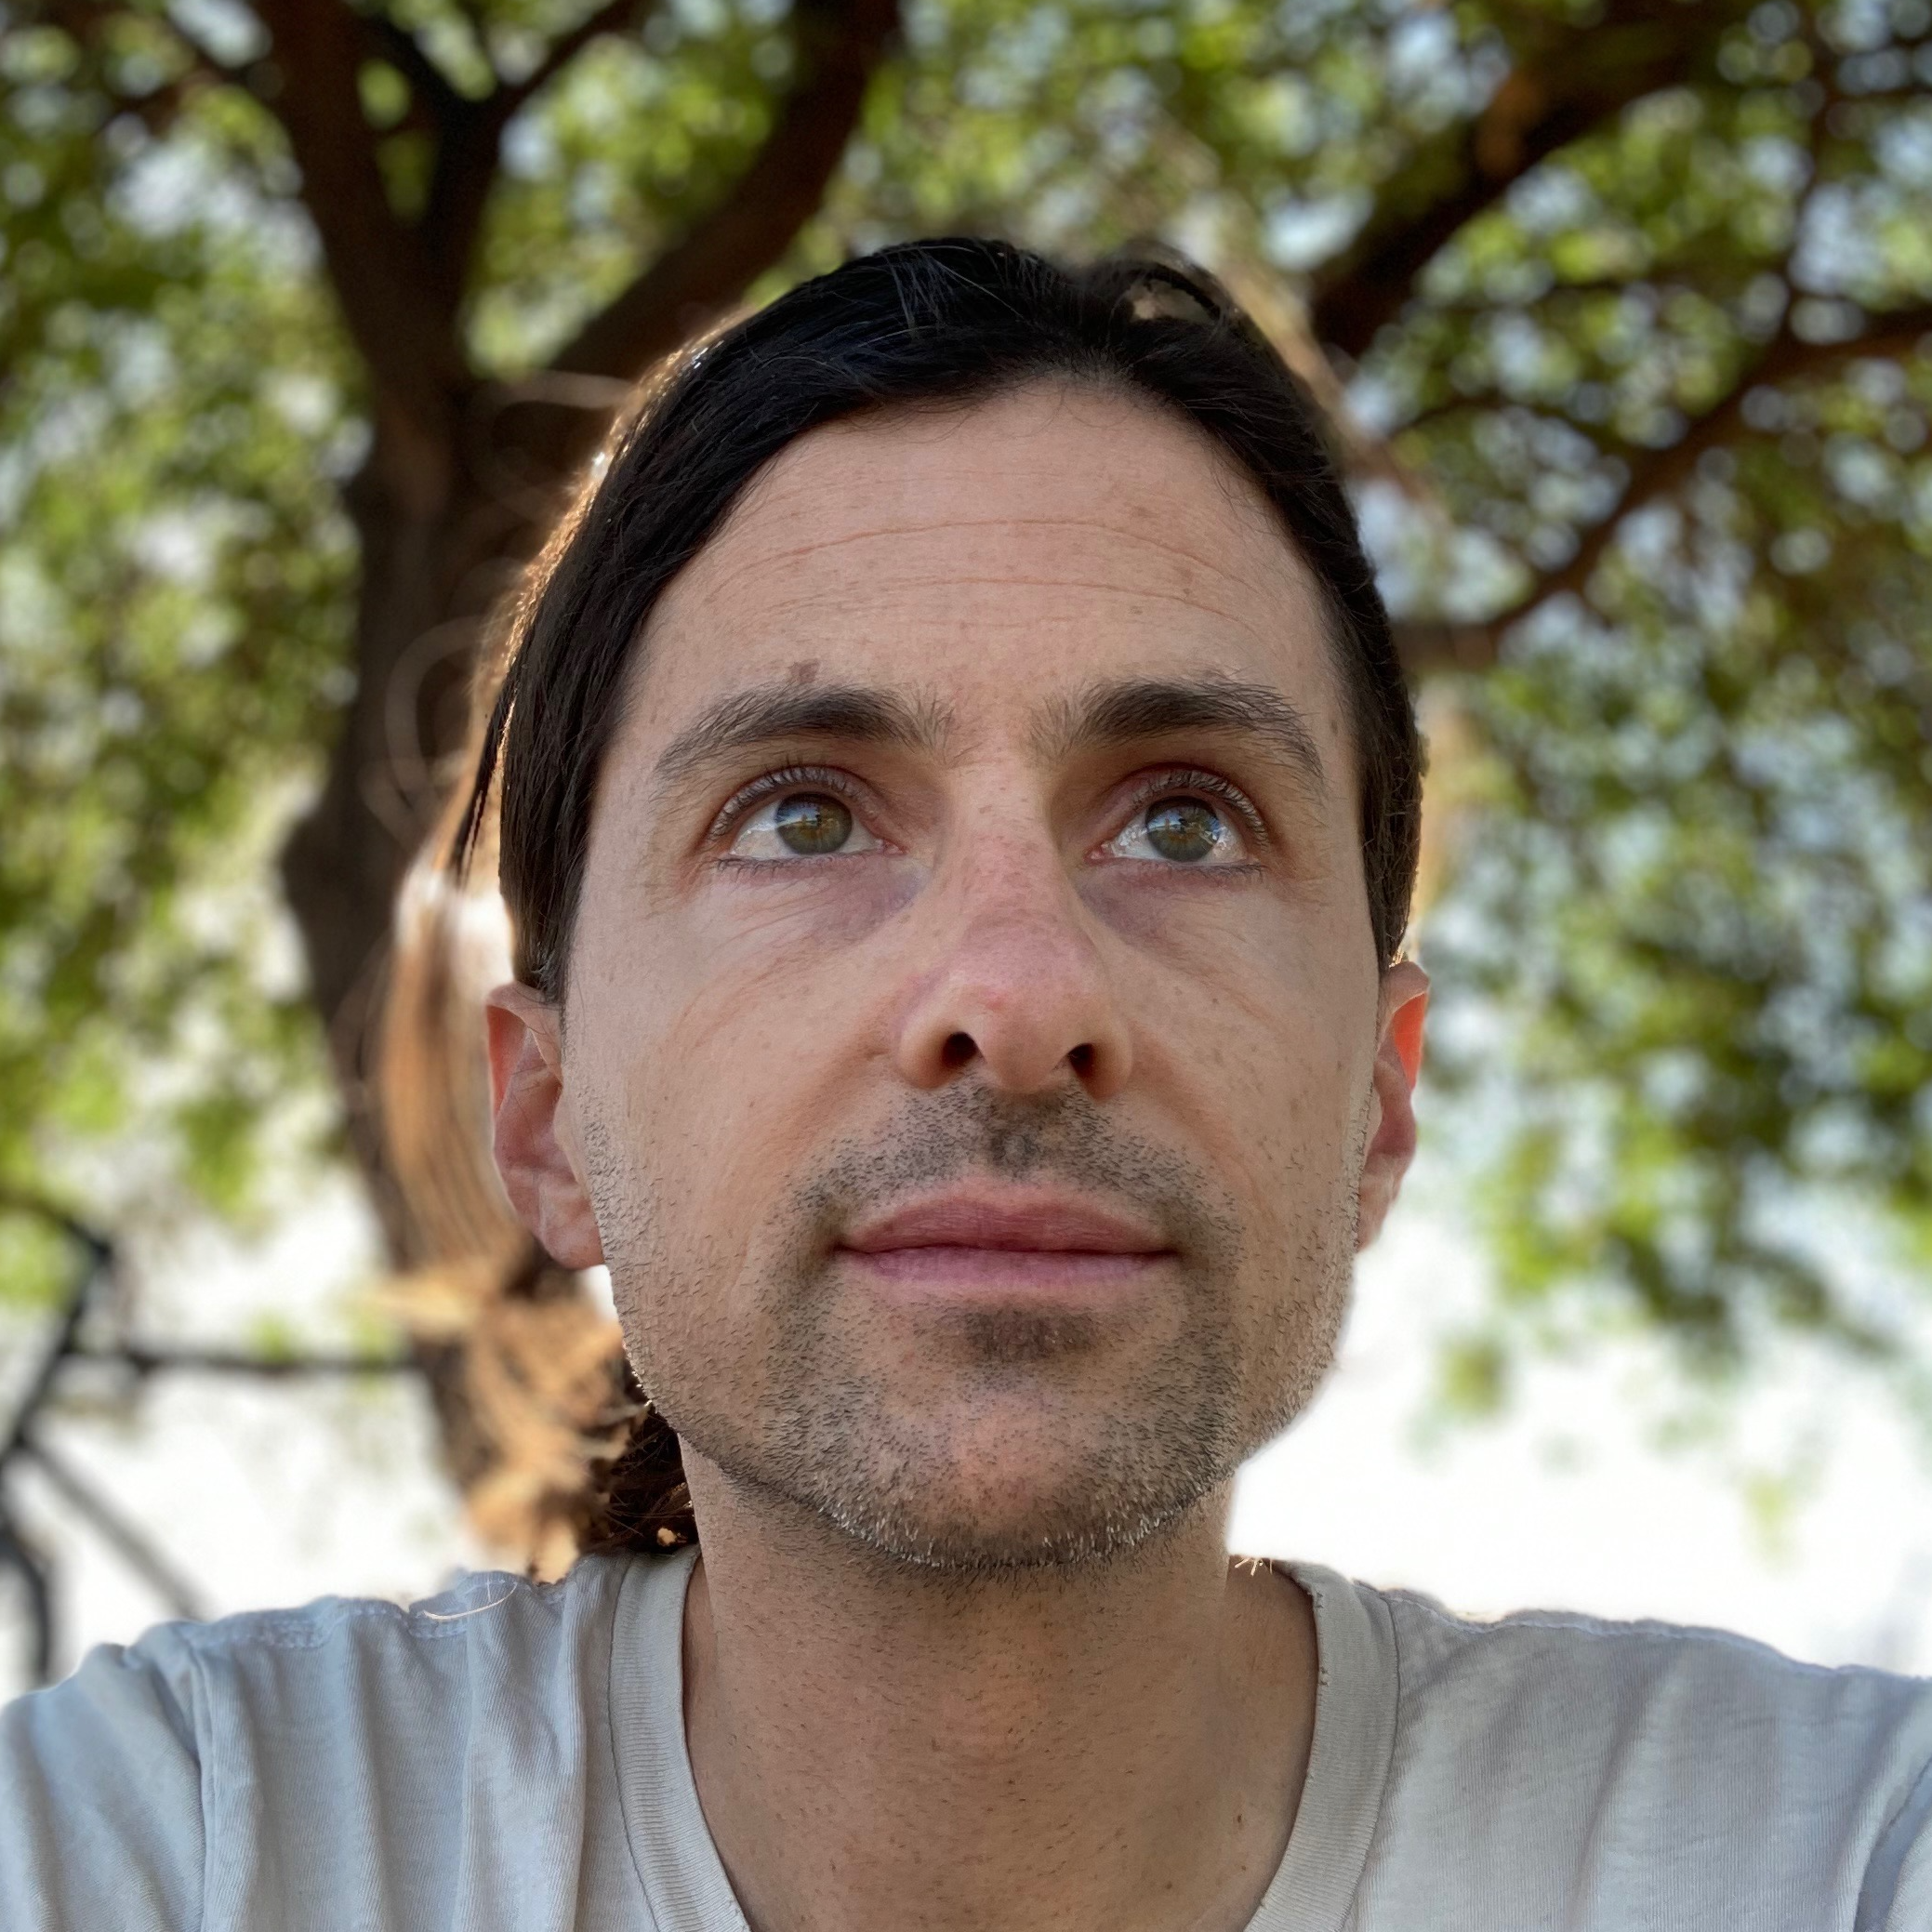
4, 1545, 1929, 1928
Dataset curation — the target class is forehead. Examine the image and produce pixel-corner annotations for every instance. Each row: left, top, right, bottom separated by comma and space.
627, 381, 1351, 772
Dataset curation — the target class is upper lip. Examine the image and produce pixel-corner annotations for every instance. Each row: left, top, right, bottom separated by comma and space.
839, 1190, 1171, 1255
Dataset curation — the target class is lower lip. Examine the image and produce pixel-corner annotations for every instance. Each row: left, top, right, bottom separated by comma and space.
838, 1244, 1170, 1302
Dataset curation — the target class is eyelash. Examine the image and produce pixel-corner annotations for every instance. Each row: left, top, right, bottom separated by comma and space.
1117, 768, 1270, 848
708, 763, 867, 842
706, 763, 1269, 853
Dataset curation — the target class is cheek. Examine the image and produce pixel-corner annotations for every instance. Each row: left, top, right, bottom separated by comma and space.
1096, 889, 1376, 1203
569, 865, 914, 1214
698, 858, 922, 950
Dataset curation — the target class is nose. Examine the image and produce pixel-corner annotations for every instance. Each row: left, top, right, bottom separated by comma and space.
892, 838, 1133, 1102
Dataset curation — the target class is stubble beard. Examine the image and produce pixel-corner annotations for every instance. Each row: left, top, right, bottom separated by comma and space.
589, 1083, 1361, 1579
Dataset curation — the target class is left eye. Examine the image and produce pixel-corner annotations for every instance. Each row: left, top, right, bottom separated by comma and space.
728, 790, 884, 860
1103, 796, 1243, 866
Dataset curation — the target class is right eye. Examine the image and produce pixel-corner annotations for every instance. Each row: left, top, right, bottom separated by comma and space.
727, 790, 884, 861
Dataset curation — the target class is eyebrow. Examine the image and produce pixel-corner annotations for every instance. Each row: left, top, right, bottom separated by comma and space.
653, 681, 954, 789
1036, 676, 1331, 805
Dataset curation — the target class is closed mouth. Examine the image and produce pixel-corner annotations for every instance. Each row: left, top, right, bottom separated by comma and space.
836, 1189, 1173, 1295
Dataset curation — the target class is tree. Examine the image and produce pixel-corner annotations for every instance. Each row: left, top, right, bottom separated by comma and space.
2, 0, 1927, 1566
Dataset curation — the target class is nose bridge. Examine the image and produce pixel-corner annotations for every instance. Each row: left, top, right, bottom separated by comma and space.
894, 812, 1131, 1098
945, 802, 1099, 983
954, 817, 1080, 944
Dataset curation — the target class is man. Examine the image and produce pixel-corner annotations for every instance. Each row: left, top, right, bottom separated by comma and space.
6, 238, 1929, 1930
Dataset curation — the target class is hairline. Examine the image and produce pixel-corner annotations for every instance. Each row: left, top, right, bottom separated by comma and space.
559, 372, 1372, 1006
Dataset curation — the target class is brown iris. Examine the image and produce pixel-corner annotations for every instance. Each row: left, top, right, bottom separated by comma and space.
774, 793, 854, 854
1144, 799, 1224, 863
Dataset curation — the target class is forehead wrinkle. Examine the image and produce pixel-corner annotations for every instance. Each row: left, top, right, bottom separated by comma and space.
811, 573, 1282, 636
671, 571, 1298, 672
677, 394, 1326, 662
699, 509, 1275, 589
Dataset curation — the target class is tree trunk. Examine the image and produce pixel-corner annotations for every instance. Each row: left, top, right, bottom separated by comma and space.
280, 368, 646, 1565
285, 412, 483, 1215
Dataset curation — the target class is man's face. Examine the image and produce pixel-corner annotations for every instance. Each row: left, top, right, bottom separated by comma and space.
495, 381, 1425, 1570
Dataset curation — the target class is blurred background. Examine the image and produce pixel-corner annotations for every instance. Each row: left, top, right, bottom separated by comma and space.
3, 0, 1930, 1700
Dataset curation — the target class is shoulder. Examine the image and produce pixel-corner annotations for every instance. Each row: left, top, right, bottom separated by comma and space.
171, 1559, 597, 1667
0, 1557, 630, 1931
100, 1562, 591, 1721
1352, 1577, 1932, 1926
142, 1555, 630, 1778
0, 1562, 611, 1777
1373, 1581, 1932, 1757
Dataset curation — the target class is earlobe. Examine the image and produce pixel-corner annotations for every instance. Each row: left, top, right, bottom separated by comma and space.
482, 982, 605, 1269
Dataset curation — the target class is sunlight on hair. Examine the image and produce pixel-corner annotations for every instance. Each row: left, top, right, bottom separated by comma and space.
394, 853, 515, 993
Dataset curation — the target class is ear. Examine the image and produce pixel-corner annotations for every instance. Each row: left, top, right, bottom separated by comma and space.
483, 981, 605, 1269
1354, 958, 1429, 1253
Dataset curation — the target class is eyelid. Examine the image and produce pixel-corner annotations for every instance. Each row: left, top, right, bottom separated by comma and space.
707, 761, 1268, 854
1115, 767, 1271, 847
707, 763, 879, 842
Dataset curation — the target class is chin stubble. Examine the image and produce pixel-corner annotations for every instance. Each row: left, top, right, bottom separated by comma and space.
589, 1082, 1360, 1578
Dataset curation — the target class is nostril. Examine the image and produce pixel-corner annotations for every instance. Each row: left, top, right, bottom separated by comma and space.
941, 1031, 977, 1070
1068, 1042, 1095, 1078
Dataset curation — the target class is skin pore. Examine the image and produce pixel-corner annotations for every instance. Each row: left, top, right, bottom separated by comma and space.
485, 381, 1428, 1932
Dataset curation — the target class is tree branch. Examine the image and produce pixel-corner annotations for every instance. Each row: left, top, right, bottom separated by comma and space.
1396, 300, 1932, 675
1399, 390, 1628, 450
26, 0, 466, 412
252, 0, 467, 414
75, 1343, 415, 1378
547, 0, 898, 390
357, 11, 468, 127
1310, 0, 1747, 361
30, 0, 242, 122
502, 0, 660, 113
400, 0, 669, 339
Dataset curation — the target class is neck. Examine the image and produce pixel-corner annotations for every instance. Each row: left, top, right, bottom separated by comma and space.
675, 1454, 1317, 1932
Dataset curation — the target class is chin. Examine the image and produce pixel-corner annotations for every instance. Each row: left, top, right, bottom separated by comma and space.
753, 1392, 1247, 1577
816, 1486, 1211, 1575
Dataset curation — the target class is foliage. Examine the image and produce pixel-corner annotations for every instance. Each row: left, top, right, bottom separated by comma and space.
1378, 8, 1932, 1400
0, 0, 1927, 1425
0, 35, 358, 1300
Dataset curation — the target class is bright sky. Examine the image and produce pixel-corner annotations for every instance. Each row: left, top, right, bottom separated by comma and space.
5, 1147, 1929, 1700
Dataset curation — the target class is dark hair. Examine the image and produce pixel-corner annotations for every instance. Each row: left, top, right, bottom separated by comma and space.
457, 235, 1422, 993
444, 235, 1423, 1556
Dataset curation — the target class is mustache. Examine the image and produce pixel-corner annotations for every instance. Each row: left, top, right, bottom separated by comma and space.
787, 1083, 1242, 1263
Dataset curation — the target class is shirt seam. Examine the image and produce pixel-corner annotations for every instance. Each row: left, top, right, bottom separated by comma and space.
1874, 1748, 1932, 1850
172, 1578, 559, 1652
1859, 1742, 1932, 1928
1380, 1589, 1908, 1681
607, 1562, 659, 1912
1338, 1581, 1402, 1924
181, 1631, 213, 1932
1264, 1562, 1399, 1932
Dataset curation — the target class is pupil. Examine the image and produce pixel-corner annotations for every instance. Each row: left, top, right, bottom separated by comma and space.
774, 792, 853, 854
1145, 799, 1222, 863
